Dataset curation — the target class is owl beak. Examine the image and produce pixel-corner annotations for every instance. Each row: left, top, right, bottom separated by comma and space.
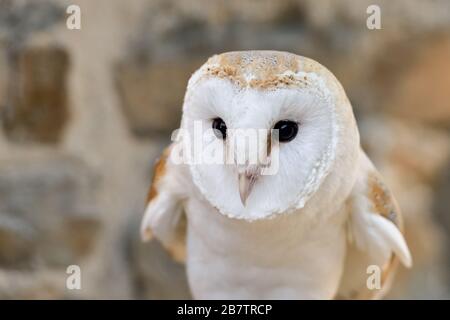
238, 170, 259, 206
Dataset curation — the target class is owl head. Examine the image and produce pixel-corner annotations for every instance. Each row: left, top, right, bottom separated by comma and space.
177, 51, 360, 221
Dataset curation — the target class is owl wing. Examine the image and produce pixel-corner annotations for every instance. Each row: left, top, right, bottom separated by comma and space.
336, 150, 412, 299
140, 144, 187, 263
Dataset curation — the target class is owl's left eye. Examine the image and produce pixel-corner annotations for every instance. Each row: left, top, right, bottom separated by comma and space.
212, 118, 227, 139
273, 120, 299, 142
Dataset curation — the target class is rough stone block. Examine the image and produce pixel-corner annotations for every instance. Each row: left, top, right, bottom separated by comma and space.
1, 45, 70, 143
116, 60, 200, 136
0, 152, 101, 268
373, 35, 450, 127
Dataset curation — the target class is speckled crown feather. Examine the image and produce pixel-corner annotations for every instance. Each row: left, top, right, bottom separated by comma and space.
198, 50, 335, 90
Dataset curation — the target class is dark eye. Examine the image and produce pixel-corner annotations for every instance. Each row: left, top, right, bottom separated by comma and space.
273, 120, 299, 142
212, 118, 227, 139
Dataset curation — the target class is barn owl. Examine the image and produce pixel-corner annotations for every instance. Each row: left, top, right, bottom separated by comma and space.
140, 51, 412, 299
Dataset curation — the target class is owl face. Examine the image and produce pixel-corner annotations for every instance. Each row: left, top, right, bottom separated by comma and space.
179, 51, 359, 220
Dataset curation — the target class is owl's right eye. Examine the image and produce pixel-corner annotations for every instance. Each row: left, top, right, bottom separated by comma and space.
212, 118, 227, 139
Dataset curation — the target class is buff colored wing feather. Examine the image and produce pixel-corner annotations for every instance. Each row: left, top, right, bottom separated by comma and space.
336, 151, 412, 299
140, 145, 187, 263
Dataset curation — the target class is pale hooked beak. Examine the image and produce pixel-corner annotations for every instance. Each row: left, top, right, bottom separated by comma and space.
238, 168, 260, 206
233, 128, 272, 206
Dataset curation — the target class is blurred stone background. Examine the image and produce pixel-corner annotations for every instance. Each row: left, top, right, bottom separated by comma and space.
0, 0, 449, 299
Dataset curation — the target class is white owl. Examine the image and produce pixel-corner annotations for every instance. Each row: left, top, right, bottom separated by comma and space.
140, 51, 412, 299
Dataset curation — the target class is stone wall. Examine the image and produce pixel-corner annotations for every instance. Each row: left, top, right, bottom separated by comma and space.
0, 0, 449, 299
